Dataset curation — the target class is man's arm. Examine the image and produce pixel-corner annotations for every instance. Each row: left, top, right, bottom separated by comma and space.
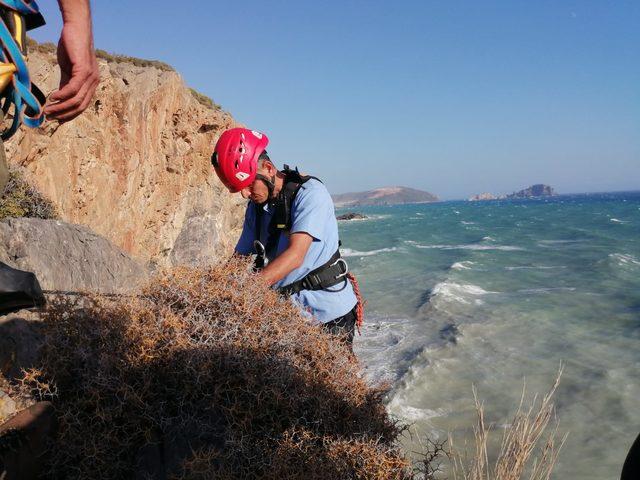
258, 232, 313, 286
44, 0, 99, 122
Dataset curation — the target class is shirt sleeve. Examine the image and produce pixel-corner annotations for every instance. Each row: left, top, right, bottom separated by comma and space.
235, 204, 257, 255
290, 182, 334, 241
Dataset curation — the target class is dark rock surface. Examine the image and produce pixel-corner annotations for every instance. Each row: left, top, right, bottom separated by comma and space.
0, 312, 42, 380
0, 402, 57, 480
0, 218, 148, 293
336, 212, 368, 221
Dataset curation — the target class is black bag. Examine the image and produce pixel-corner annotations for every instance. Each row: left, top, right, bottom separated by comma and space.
0, 261, 45, 315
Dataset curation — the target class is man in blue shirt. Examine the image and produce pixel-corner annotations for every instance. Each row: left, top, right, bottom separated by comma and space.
212, 128, 358, 347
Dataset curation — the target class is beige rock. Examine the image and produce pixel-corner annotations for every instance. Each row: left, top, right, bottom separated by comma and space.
5, 48, 245, 266
0, 390, 17, 423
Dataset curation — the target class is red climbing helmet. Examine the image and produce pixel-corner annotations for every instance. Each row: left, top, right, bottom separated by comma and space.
211, 128, 269, 192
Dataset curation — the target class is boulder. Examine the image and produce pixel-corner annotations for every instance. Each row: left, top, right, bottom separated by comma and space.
0, 217, 147, 293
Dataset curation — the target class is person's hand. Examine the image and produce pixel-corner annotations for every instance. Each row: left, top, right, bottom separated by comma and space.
44, 20, 99, 122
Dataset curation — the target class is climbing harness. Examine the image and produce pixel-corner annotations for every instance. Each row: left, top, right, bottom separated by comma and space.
277, 248, 349, 296
0, 0, 46, 140
254, 165, 323, 263
250, 165, 366, 332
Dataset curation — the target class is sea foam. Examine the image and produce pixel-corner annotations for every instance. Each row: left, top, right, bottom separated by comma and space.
450, 261, 475, 270
341, 247, 397, 257
609, 253, 640, 267
406, 241, 524, 251
429, 281, 494, 306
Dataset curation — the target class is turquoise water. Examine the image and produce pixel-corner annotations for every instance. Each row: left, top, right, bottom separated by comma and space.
340, 192, 640, 479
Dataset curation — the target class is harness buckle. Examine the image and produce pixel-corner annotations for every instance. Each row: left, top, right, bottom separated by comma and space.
331, 258, 349, 280
253, 240, 268, 270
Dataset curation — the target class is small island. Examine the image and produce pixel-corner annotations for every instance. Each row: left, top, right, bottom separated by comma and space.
468, 192, 499, 201
506, 184, 556, 199
336, 212, 368, 221
468, 184, 557, 201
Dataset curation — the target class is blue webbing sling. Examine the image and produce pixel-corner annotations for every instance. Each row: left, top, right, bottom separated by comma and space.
0, 0, 45, 140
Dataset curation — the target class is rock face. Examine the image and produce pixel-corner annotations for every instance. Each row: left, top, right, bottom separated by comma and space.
0, 218, 147, 293
332, 186, 438, 207
507, 184, 556, 199
5, 44, 244, 267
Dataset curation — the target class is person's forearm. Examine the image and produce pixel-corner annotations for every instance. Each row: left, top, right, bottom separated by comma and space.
259, 249, 303, 286
57, 0, 92, 27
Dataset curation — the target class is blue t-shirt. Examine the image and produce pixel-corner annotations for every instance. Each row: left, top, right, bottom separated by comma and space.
235, 179, 357, 323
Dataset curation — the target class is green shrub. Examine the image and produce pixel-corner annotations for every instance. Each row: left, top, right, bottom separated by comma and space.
0, 168, 57, 220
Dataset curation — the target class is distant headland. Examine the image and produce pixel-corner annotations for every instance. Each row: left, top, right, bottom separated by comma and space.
332, 186, 439, 207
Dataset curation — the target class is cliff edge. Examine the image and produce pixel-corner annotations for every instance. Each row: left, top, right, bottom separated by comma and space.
5, 42, 244, 267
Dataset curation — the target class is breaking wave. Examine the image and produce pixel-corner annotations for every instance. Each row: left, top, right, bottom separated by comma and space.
450, 261, 475, 270
341, 247, 397, 257
406, 241, 524, 252
505, 265, 567, 270
609, 253, 640, 267
428, 281, 495, 306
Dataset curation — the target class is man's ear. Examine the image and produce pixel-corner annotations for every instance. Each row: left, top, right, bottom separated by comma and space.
264, 160, 276, 175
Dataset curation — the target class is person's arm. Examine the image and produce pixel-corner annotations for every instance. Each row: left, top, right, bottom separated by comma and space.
44, 0, 99, 122
258, 232, 313, 286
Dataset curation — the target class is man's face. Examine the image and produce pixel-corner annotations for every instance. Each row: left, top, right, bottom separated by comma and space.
240, 163, 272, 204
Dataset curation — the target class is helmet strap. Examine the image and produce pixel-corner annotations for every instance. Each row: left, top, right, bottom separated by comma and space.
255, 173, 277, 202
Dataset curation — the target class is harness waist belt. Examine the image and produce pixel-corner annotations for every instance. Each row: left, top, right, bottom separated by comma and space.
278, 249, 348, 296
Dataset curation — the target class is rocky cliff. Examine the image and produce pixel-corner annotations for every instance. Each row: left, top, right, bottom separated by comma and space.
4, 43, 245, 267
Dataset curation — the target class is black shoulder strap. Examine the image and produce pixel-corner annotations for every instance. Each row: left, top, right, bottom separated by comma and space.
256, 166, 324, 261
281, 164, 322, 186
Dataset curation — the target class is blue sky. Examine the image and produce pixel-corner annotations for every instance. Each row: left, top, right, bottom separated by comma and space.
31, 1, 639, 199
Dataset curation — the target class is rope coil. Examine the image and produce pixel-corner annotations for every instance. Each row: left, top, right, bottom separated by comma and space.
346, 272, 365, 335
0, 0, 45, 139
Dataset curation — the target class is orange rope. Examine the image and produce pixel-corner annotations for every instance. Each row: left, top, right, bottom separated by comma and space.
347, 272, 365, 335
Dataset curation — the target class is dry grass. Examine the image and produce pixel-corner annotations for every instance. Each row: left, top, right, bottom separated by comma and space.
94, 49, 175, 72
18, 257, 414, 479
0, 168, 58, 220
449, 369, 567, 480
189, 88, 222, 111
25, 38, 175, 72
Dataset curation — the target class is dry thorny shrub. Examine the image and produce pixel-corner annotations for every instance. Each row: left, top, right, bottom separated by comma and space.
19, 257, 415, 479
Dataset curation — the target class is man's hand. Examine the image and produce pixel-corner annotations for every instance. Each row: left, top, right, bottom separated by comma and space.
44, 0, 99, 122
259, 232, 313, 287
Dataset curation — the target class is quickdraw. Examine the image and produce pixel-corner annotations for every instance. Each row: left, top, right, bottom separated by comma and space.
0, 0, 45, 140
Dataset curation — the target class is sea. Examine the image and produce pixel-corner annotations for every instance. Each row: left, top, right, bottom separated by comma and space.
338, 191, 640, 480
